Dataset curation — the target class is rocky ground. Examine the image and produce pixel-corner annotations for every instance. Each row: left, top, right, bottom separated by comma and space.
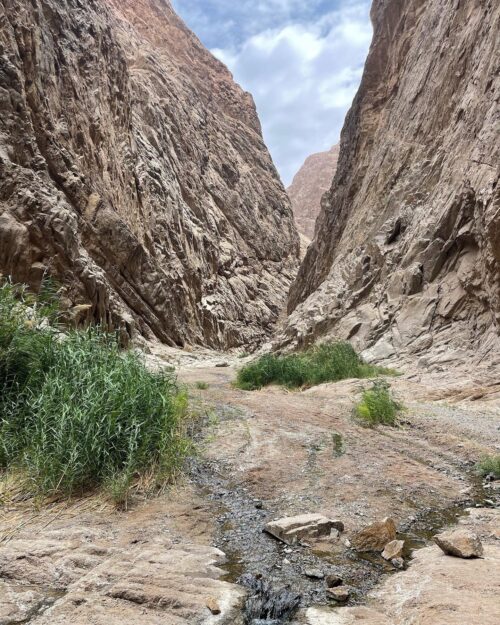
0, 348, 498, 624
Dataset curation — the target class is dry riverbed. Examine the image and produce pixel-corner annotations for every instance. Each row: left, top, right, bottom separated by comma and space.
0, 348, 498, 624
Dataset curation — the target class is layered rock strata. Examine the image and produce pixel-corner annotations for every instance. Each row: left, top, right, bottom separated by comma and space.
0, 0, 299, 348
285, 0, 500, 367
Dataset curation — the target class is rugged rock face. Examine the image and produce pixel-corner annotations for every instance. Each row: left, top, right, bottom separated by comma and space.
0, 0, 299, 348
287, 145, 339, 240
285, 0, 500, 367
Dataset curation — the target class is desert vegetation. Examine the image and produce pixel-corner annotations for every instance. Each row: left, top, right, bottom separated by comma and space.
355, 380, 402, 427
476, 455, 500, 480
0, 280, 190, 502
235, 342, 395, 390
195, 381, 209, 390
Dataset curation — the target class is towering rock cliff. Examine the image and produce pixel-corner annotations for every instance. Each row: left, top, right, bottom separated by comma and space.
0, 0, 299, 348
287, 145, 339, 240
285, 0, 500, 368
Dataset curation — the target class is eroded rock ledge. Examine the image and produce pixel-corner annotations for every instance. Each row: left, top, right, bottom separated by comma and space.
0, 0, 299, 349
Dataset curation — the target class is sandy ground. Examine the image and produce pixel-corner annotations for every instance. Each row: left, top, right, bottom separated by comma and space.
0, 348, 498, 624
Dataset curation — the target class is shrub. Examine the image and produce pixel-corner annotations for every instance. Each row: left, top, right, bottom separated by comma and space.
195, 381, 209, 390
355, 380, 402, 426
476, 455, 500, 479
235, 342, 395, 390
0, 279, 190, 499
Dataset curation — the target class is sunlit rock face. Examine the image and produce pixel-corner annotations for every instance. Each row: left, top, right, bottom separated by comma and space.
0, 0, 299, 348
285, 0, 500, 367
287, 145, 339, 240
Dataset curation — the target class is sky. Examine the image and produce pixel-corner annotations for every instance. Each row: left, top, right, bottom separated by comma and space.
171, 0, 373, 186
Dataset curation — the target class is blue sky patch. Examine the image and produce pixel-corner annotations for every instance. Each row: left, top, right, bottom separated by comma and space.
172, 0, 372, 185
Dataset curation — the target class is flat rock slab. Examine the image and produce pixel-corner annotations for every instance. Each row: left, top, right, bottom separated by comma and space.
434, 529, 484, 558
264, 514, 342, 546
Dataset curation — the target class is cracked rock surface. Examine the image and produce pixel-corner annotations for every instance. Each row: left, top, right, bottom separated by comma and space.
0, 0, 299, 349
284, 0, 500, 368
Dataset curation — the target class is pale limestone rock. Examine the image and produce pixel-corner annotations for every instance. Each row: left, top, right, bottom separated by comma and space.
382, 539, 405, 561
264, 514, 341, 546
434, 529, 484, 559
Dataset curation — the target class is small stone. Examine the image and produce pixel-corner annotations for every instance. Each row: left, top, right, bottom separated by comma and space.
382, 539, 405, 560
206, 597, 221, 615
391, 557, 405, 569
215, 362, 230, 368
327, 587, 350, 603
254, 500, 263, 509
304, 568, 324, 579
325, 573, 343, 588
351, 517, 397, 552
434, 529, 483, 558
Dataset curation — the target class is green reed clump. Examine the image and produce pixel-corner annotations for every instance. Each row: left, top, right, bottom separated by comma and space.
476, 455, 500, 480
0, 279, 189, 499
235, 341, 395, 390
355, 380, 402, 427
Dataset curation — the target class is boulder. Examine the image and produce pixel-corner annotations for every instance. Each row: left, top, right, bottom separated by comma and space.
325, 573, 343, 588
327, 587, 350, 603
264, 514, 342, 546
434, 529, 484, 559
382, 539, 405, 561
351, 518, 397, 552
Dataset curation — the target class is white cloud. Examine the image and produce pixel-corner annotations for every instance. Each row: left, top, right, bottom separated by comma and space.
174, 0, 372, 186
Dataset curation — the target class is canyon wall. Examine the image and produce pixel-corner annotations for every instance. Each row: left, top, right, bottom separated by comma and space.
284, 0, 500, 368
287, 145, 339, 240
0, 0, 299, 348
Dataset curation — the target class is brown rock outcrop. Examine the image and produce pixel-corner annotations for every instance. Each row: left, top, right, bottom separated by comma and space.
285, 0, 500, 367
351, 517, 397, 552
287, 145, 339, 240
0, 0, 299, 348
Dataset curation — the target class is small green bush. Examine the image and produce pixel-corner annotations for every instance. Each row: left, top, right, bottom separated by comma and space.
355, 380, 401, 426
195, 381, 209, 390
235, 342, 394, 390
476, 455, 500, 479
0, 280, 190, 499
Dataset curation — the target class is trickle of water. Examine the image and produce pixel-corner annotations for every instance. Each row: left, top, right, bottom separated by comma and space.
241, 574, 301, 624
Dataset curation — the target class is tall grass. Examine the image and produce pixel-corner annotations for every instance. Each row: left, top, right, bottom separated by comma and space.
355, 380, 402, 427
235, 342, 395, 390
0, 280, 189, 500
